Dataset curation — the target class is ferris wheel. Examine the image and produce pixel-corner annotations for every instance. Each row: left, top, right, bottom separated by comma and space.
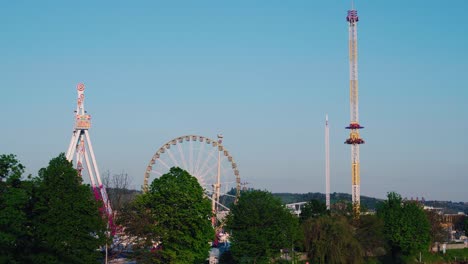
144, 134, 241, 215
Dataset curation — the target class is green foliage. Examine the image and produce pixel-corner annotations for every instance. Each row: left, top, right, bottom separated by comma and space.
329, 199, 356, 219
0, 154, 25, 180
119, 167, 213, 264
31, 153, 107, 263
226, 190, 300, 264
0, 154, 32, 263
356, 215, 387, 257
377, 192, 431, 258
464, 218, 468, 237
365, 248, 468, 264
436, 248, 468, 263
0, 153, 107, 264
302, 215, 363, 264
219, 251, 235, 264
299, 199, 328, 222
367, 248, 468, 264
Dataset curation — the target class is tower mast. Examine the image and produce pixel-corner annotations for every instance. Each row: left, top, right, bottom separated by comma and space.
345, 4, 365, 220
325, 115, 330, 210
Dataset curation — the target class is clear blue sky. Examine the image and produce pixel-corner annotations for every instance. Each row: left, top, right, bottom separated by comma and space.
1, 0, 467, 201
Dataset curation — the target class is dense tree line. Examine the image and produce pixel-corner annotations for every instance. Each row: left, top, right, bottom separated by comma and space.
1, 153, 454, 264
0, 154, 106, 264
225, 190, 300, 264
223, 191, 439, 263
1, 155, 215, 264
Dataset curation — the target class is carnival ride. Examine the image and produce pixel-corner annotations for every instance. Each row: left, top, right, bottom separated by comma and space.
65, 83, 115, 233
344, 5, 365, 220
144, 134, 241, 227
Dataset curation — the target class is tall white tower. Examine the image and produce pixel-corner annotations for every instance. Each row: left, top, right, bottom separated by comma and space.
325, 115, 330, 210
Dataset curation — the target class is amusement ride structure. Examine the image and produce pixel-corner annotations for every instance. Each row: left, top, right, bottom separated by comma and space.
144, 134, 241, 228
66, 83, 114, 230
325, 115, 330, 210
344, 3, 365, 220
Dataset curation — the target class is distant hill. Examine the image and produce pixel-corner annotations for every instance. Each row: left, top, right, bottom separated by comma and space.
424, 200, 468, 214
104, 188, 468, 214
272, 192, 468, 214
272, 192, 382, 211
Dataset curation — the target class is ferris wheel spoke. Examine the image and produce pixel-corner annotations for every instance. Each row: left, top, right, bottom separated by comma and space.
157, 158, 171, 171
194, 140, 205, 176
215, 165, 231, 184
195, 147, 217, 178
205, 195, 230, 211
166, 148, 181, 168
151, 170, 163, 176
177, 143, 189, 173
198, 178, 207, 189
189, 140, 194, 175
207, 171, 219, 187
212, 163, 230, 186
199, 158, 218, 179
199, 162, 218, 183
220, 164, 230, 177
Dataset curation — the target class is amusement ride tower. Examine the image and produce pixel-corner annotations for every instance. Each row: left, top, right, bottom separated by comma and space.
344, 4, 365, 220
66, 83, 113, 228
325, 115, 330, 210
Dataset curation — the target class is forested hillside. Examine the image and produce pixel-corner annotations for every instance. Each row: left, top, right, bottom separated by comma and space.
273, 192, 468, 214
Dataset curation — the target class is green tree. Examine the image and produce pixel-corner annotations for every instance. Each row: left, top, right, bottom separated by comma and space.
355, 215, 387, 257
464, 218, 468, 238
300, 199, 328, 222
219, 251, 236, 264
0, 154, 25, 180
31, 154, 107, 263
331, 199, 352, 216
226, 190, 300, 264
302, 215, 363, 264
377, 192, 431, 260
1, 153, 107, 263
426, 210, 447, 247
118, 167, 213, 264
0, 154, 33, 263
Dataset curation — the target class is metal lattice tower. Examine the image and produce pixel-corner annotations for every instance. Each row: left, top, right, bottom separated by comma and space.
344, 6, 365, 220
66, 83, 114, 230
325, 115, 330, 210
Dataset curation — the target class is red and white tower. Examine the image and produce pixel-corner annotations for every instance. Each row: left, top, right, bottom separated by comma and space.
66, 83, 114, 228
344, 5, 365, 220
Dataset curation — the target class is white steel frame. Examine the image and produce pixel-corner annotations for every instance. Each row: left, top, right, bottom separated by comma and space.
66, 83, 112, 218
